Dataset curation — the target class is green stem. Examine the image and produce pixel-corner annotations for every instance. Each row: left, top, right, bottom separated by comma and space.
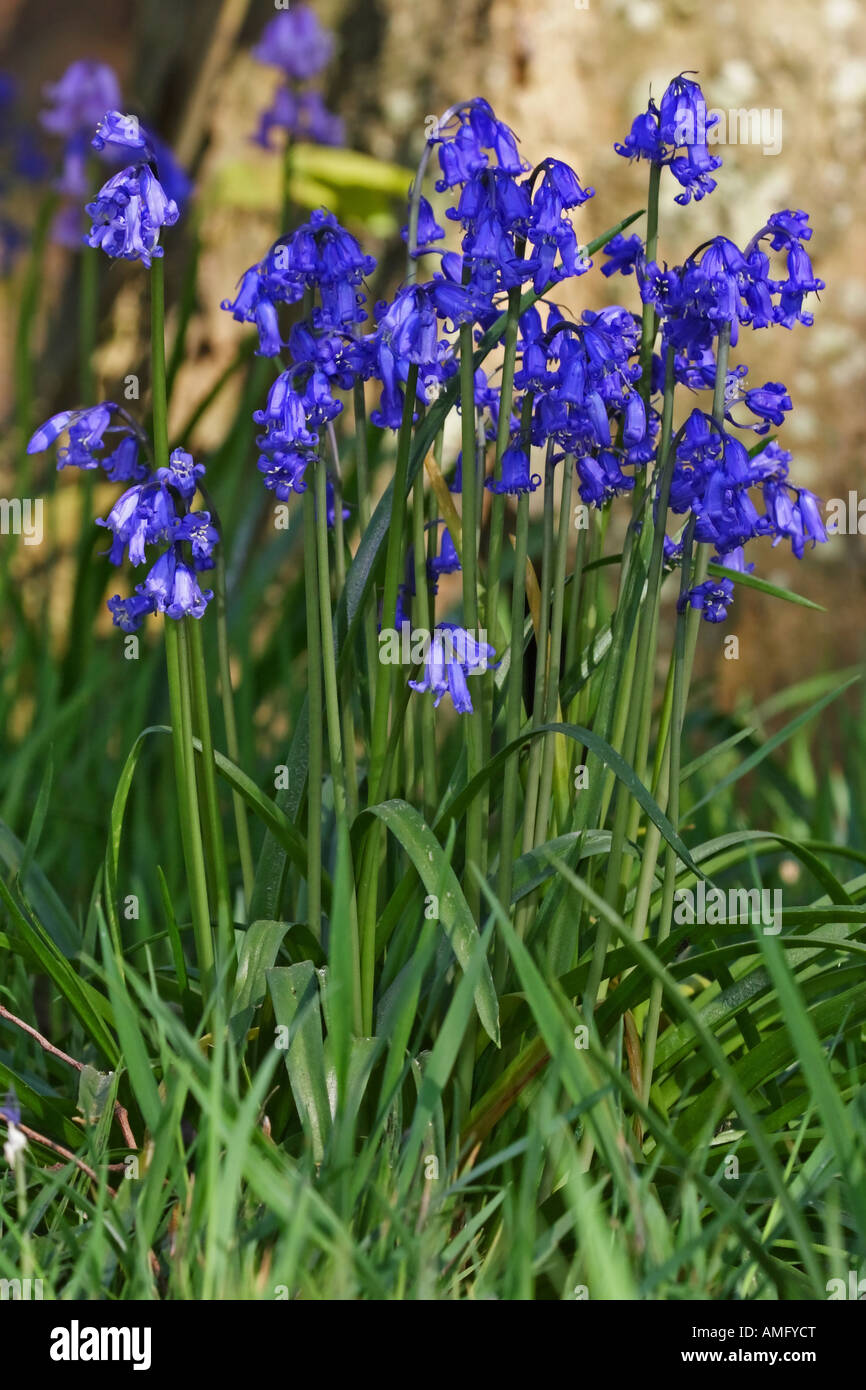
485, 284, 522, 653
213, 542, 255, 907
358, 368, 417, 1033
642, 321, 732, 1100
519, 438, 556, 870
315, 456, 363, 1031
494, 487, 531, 989
353, 380, 379, 745
368, 364, 418, 803
186, 615, 233, 960
327, 425, 359, 821
458, 326, 483, 919
302, 482, 323, 939
164, 620, 215, 997
152, 259, 215, 997
412, 471, 437, 819
534, 455, 574, 847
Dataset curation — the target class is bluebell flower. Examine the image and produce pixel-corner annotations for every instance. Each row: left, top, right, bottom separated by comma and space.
253, 7, 334, 80
27, 401, 148, 477
254, 373, 318, 445
401, 195, 446, 256
428, 525, 461, 578
107, 592, 156, 632
40, 62, 121, 139
616, 74, 721, 205
790, 488, 827, 557
485, 443, 541, 495
602, 232, 643, 278
576, 450, 634, 506
679, 576, 734, 623
101, 434, 149, 482
173, 510, 219, 569
770, 239, 825, 329
254, 86, 343, 149
156, 447, 205, 501
140, 549, 213, 619
740, 381, 792, 432
86, 161, 179, 266
91, 108, 152, 156
0, 1088, 20, 1127
97, 481, 177, 566
408, 623, 497, 714
766, 209, 813, 251
367, 285, 454, 429
257, 447, 314, 501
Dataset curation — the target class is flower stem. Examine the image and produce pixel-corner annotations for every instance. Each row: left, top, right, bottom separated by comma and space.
302, 481, 323, 939
164, 619, 215, 998
353, 380, 379, 744
494, 391, 535, 944
368, 364, 418, 803
485, 284, 522, 654
152, 258, 215, 999
212, 541, 255, 907
517, 438, 556, 920
412, 470, 437, 819
458, 326, 483, 920
185, 614, 233, 962
359, 364, 418, 1034
493, 489, 530, 990
642, 320, 732, 1100
534, 454, 575, 846
315, 456, 363, 1031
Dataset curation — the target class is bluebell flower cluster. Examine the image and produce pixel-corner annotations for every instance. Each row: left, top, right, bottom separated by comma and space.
38, 62, 189, 252
424, 101, 594, 316
252, 6, 343, 151
28, 410, 216, 630
633, 216, 825, 618
615, 73, 722, 205
222, 209, 375, 356
666, 414, 827, 620
408, 624, 497, 714
223, 210, 376, 500
217, 78, 827, 696
83, 109, 180, 266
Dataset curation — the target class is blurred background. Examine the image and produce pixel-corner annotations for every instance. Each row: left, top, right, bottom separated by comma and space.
1, 0, 863, 716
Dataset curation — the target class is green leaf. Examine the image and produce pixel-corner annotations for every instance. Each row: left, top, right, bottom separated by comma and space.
707, 562, 825, 612
356, 799, 500, 1046
688, 677, 861, 817
267, 963, 331, 1162
77, 1064, 114, 1125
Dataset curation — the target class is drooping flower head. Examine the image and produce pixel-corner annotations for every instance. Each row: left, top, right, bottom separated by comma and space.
85, 111, 180, 266
28, 402, 215, 629
615, 73, 722, 205
27, 402, 149, 481
251, 6, 343, 149
408, 624, 497, 714
41, 61, 122, 139
253, 7, 334, 79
